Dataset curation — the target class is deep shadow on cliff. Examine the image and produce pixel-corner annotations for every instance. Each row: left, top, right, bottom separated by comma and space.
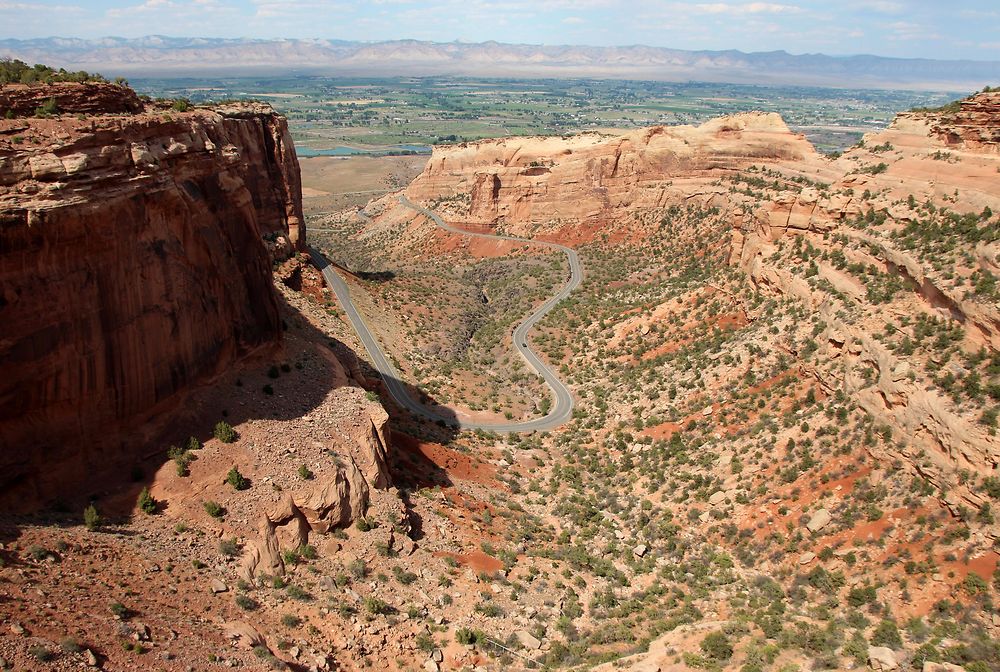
0, 287, 459, 539
0, 86, 307, 511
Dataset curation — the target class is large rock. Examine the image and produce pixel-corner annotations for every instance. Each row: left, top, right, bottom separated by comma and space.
923, 660, 965, 672
515, 630, 542, 650
868, 646, 898, 671
0, 95, 305, 508
922, 663, 964, 672
240, 407, 396, 580
806, 509, 832, 534
222, 622, 265, 650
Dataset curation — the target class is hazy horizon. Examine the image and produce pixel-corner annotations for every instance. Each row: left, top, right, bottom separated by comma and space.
1, 0, 998, 61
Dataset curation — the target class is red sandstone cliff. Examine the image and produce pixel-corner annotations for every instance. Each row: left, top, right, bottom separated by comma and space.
0, 85, 305, 503
404, 112, 815, 237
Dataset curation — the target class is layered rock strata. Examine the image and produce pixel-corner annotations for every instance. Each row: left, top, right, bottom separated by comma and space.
0, 87, 305, 503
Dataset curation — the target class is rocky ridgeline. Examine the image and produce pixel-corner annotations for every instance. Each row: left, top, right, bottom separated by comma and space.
0, 82, 306, 505
929, 91, 1000, 150
0, 81, 144, 116
405, 112, 814, 237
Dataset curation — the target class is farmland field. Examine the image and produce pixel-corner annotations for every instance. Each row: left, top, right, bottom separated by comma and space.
131, 76, 957, 154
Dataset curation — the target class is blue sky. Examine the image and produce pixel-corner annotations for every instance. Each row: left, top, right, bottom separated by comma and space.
2, 0, 998, 60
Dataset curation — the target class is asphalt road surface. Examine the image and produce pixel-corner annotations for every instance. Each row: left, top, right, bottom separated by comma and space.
308, 195, 581, 432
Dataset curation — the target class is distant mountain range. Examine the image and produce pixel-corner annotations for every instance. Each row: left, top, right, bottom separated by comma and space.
2, 36, 998, 91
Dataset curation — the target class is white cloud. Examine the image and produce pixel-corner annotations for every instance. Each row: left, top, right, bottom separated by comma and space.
562, 15, 585, 24
692, 2, 802, 15
868, 1, 903, 14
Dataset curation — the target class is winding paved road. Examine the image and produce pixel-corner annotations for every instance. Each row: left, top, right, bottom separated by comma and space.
308, 195, 581, 432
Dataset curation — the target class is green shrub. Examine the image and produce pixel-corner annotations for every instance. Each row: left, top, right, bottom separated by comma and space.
286, 584, 312, 601
226, 467, 250, 491
28, 645, 53, 662
59, 636, 81, 653
364, 596, 390, 614
83, 504, 101, 531
456, 627, 486, 646
842, 631, 868, 664
701, 631, 734, 660
203, 500, 225, 519
280, 614, 301, 628
847, 585, 877, 607
235, 594, 259, 610
137, 487, 156, 514
870, 619, 902, 648
34, 97, 58, 117
298, 464, 314, 480
219, 538, 239, 557
348, 558, 368, 579
214, 421, 237, 443
962, 572, 988, 595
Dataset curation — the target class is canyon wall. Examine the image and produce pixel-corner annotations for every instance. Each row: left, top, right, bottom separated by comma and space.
405, 112, 816, 238
0, 85, 305, 503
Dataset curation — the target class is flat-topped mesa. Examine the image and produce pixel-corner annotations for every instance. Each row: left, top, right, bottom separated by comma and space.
0, 88, 305, 503
405, 112, 816, 236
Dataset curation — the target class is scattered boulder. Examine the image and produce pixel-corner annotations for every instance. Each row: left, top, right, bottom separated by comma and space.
84, 649, 99, 667
798, 551, 816, 565
633, 544, 648, 558
210, 579, 228, 594
869, 646, 898, 671
806, 508, 832, 533
515, 630, 542, 650
922, 664, 964, 672
709, 491, 727, 506
222, 622, 265, 650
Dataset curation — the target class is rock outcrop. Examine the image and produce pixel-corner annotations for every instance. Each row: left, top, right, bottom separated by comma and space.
732, 93, 1000, 518
927, 91, 1000, 150
0, 85, 306, 504
240, 405, 401, 580
406, 113, 815, 238
0, 81, 143, 116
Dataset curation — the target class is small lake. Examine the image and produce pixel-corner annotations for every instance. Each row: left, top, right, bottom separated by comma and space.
296, 144, 432, 158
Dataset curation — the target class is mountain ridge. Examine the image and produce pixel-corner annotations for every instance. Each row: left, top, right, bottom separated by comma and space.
2, 36, 999, 90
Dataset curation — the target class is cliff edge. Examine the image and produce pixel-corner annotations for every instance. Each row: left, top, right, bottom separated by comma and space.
0, 83, 305, 502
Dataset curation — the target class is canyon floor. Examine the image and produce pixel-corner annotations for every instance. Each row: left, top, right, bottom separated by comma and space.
2, 91, 1000, 672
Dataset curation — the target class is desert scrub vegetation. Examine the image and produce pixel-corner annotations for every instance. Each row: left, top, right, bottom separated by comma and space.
226, 466, 250, 490
214, 420, 237, 443
137, 487, 156, 514
0, 58, 110, 85
83, 504, 102, 531
315, 209, 564, 416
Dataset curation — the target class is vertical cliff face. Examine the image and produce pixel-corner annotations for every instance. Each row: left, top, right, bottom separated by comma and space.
0, 89, 305, 502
